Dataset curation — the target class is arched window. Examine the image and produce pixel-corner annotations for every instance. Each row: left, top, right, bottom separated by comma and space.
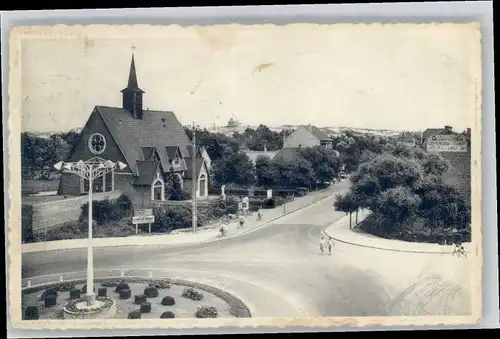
175, 173, 183, 189
198, 173, 207, 197
151, 172, 165, 201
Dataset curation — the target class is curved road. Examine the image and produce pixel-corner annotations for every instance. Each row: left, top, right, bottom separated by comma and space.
22, 187, 472, 318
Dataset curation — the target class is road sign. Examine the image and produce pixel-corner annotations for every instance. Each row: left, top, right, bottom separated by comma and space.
135, 209, 153, 217
267, 189, 272, 199
133, 215, 155, 224
242, 197, 249, 210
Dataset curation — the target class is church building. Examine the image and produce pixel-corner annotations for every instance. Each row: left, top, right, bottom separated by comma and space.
57, 54, 210, 207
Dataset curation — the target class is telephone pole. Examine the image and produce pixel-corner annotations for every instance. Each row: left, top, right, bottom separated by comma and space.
191, 122, 197, 234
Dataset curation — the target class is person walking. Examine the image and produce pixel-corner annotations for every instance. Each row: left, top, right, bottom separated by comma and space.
327, 237, 334, 255
319, 236, 325, 254
238, 215, 245, 228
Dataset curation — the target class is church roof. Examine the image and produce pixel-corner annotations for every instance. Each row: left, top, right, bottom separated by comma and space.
298, 125, 330, 141
134, 160, 160, 185
422, 128, 444, 141
273, 147, 302, 161
95, 105, 192, 175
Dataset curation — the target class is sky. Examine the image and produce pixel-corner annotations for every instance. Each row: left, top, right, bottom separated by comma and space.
19, 24, 481, 133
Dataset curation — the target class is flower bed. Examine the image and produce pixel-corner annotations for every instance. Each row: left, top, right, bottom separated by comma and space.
22, 277, 251, 320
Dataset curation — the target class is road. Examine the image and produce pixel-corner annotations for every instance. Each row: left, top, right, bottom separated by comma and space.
22, 181, 472, 318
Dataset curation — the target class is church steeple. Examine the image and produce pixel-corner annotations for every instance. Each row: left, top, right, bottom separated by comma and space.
121, 53, 145, 119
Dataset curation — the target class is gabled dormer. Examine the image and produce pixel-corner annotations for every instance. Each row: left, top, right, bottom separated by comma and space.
166, 146, 187, 171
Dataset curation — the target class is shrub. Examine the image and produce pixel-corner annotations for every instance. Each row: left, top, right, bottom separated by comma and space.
98, 287, 107, 297
50, 282, 75, 292
160, 311, 175, 318
263, 198, 275, 208
140, 302, 152, 313
152, 205, 192, 233
101, 279, 124, 288
115, 282, 130, 293
195, 306, 218, 318
40, 288, 58, 300
24, 306, 39, 320
182, 288, 204, 301
144, 286, 159, 298
207, 196, 239, 218
69, 289, 81, 300
149, 280, 171, 289
44, 294, 57, 308
161, 296, 176, 306
127, 310, 141, 319
119, 289, 132, 299
135, 294, 147, 305
80, 194, 133, 225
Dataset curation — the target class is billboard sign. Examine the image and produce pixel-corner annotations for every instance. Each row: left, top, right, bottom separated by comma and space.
133, 209, 154, 225
427, 134, 468, 153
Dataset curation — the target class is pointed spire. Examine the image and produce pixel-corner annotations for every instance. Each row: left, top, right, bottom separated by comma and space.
121, 52, 144, 93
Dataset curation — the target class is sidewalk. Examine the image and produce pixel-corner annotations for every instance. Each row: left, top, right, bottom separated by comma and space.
323, 210, 473, 254
22, 184, 336, 253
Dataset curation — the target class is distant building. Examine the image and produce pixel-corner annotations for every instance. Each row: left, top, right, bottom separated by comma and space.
58, 54, 211, 207
398, 131, 418, 146
283, 125, 333, 149
227, 117, 241, 129
421, 125, 471, 201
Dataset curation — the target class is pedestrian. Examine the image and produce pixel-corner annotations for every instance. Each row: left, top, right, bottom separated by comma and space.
319, 236, 325, 254
327, 237, 334, 255
238, 215, 245, 228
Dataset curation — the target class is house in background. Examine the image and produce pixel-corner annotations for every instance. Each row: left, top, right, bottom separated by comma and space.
283, 124, 333, 149
58, 54, 210, 208
421, 125, 471, 201
273, 124, 334, 161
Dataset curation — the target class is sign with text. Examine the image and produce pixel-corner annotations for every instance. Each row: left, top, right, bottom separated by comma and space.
133, 215, 155, 224
242, 197, 249, 210
133, 208, 154, 225
427, 134, 468, 153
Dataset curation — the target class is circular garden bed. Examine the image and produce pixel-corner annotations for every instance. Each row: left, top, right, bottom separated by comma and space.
22, 278, 251, 320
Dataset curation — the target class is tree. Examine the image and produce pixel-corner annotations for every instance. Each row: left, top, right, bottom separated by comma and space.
373, 186, 422, 232
333, 192, 359, 228
165, 170, 183, 200
415, 176, 470, 231
211, 146, 256, 187
300, 146, 341, 183
421, 153, 450, 176
255, 155, 279, 187
274, 156, 314, 189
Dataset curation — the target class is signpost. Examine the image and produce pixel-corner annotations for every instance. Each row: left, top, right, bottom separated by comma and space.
266, 189, 273, 199
242, 197, 249, 216
427, 134, 468, 153
133, 208, 155, 234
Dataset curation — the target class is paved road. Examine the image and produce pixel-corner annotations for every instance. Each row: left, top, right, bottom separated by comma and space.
22, 181, 472, 318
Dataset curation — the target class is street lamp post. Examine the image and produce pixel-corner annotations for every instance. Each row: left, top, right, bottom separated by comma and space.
54, 158, 127, 306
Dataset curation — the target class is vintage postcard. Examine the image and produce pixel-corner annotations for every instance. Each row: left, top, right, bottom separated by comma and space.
7, 23, 482, 330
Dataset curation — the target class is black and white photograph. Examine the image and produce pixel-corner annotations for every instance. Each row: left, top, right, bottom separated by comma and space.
7, 21, 482, 329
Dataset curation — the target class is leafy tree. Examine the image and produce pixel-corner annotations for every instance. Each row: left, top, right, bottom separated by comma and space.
333, 192, 360, 228
415, 176, 471, 231
421, 153, 450, 176
274, 156, 314, 188
373, 186, 422, 231
300, 146, 341, 183
211, 146, 256, 187
255, 155, 279, 187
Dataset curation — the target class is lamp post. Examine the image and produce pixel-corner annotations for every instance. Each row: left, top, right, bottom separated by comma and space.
54, 158, 127, 306
191, 122, 197, 234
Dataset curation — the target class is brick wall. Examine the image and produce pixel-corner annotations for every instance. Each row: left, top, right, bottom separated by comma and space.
28, 190, 122, 232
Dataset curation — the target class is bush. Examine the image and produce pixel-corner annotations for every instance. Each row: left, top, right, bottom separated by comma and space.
144, 286, 159, 298
127, 310, 141, 319
101, 279, 124, 288
44, 294, 57, 307
161, 296, 176, 306
207, 196, 239, 218
152, 205, 192, 233
40, 288, 58, 300
50, 282, 76, 292
115, 282, 130, 293
119, 289, 132, 299
81, 194, 133, 225
195, 306, 218, 318
69, 289, 81, 300
24, 306, 39, 320
98, 287, 107, 297
135, 294, 147, 305
140, 302, 152, 313
182, 288, 204, 301
149, 280, 171, 289
160, 311, 175, 318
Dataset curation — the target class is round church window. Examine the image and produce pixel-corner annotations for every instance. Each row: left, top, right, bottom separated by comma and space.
88, 133, 106, 155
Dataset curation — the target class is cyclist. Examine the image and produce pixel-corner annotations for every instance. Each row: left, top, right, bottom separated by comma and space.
256, 206, 263, 221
